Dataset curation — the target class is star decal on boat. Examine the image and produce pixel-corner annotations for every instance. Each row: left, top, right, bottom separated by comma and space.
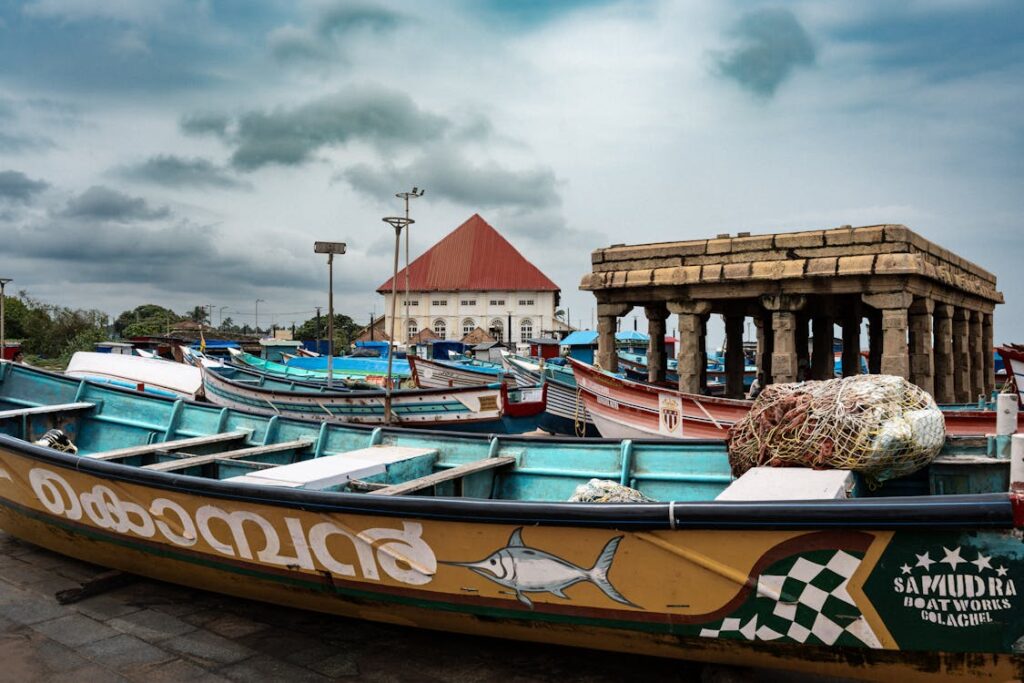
996, 565, 1009, 577
899, 563, 912, 575
914, 552, 934, 570
940, 546, 964, 570
970, 553, 992, 572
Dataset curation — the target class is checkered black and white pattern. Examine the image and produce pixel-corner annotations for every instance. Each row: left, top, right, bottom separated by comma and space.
698, 549, 881, 648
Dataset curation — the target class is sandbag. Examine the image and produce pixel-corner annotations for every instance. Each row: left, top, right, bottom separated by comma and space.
727, 375, 945, 484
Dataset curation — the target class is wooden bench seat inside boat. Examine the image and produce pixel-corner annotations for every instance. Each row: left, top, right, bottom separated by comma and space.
0, 402, 95, 420
227, 446, 439, 491
144, 438, 315, 473
369, 456, 516, 496
87, 430, 251, 461
715, 467, 856, 501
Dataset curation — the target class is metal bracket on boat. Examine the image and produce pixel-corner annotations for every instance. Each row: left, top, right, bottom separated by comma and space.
369, 427, 383, 446
487, 436, 500, 458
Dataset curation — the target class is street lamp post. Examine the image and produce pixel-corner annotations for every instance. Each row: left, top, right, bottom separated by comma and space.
255, 299, 265, 337
395, 188, 424, 348
382, 215, 414, 425
0, 278, 11, 361
219, 306, 229, 328
314, 241, 347, 389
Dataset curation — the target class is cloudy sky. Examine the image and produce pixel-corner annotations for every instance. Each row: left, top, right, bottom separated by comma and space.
1, 0, 1022, 342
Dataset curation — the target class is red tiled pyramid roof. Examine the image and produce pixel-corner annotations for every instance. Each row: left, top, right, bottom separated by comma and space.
376, 214, 559, 293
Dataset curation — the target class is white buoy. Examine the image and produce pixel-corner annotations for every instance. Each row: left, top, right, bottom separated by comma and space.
996, 393, 1019, 436
1011, 434, 1024, 490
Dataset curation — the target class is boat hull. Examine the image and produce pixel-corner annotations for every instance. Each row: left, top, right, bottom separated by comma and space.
501, 355, 598, 436
409, 355, 505, 389
0, 441, 1021, 681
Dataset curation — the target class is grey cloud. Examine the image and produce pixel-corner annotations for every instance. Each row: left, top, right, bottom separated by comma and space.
117, 155, 249, 190
0, 170, 49, 203
0, 131, 56, 152
341, 149, 560, 210
713, 8, 815, 98
60, 186, 170, 221
269, 1, 404, 65
180, 112, 230, 138
5, 218, 321, 294
227, 87, 448, 170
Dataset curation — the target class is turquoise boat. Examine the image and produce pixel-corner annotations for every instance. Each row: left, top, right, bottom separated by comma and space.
0, 360, 1022, 680
284, 354, 412, 378
231, 350, 410, 385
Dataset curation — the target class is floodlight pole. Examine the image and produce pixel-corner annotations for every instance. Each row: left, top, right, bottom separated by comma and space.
383, 216, 414, 425
314, 241, 347, 390
395, 188, 424, 347
0, 278, 10, 361
255, 299, 264, 337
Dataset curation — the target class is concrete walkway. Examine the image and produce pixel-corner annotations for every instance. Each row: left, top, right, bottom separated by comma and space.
0, 531, 845, 682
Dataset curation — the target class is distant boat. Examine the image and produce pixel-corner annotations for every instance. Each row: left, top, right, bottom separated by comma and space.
570, 358, 1012, 439
1, 359, 1022, 680
501, 354, 599, 437
996, 346, 1024, 406
229, 350, 401, 387
201, 364, 545, 433
65, 352, 201, 399
408, 355, 505, 388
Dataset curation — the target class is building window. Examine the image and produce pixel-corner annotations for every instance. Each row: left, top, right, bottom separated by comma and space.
433, 319, 446, 339
431, 300, 447, 306
407, 319, 418, 341
462, 318, 476, 336
489, 299, 505, 306
460, 299, 476, 306
489, 318, 504, 343
520, 318, 533, 342
403, 300, 418, 307
518, 299, 535, 306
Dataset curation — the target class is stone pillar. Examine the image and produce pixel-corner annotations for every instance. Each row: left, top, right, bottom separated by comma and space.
982, 312, 995, 397
811, 314, 834, 380
596, 302, 631, 372
795, 312, 810, 382
841, 304, 861, 377
699, 314, 710, 392
908, 297, 935, 396
953, 308, 971, 403
757, 312, 773, 385
645, 304, 669, 384
933, 304, 955, 404
969, 310, 984, 401
862, 292, 913, 379
669, 301, 711, 394
867, 309, 882, 374
761, 294, 806, 385
724, 313, 745, 399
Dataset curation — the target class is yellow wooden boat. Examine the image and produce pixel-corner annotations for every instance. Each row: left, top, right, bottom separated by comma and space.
0, 361, 1021, 681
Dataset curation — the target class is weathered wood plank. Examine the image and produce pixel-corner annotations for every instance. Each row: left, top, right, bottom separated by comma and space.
89, 430, 250, 462
0, 402, 95, 420
144, 438, 314, 472
368, 456, 516, 496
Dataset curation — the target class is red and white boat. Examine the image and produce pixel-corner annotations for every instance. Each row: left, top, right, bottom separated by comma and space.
566, 358, 750, 439
569, 358, 1013, 439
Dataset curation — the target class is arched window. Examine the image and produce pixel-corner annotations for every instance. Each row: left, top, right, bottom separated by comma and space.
462, 318, 476, 336
520, 318, 533, 342
406, 319, 418, 341
433, 319, 446, 339
489, 318, 504, 343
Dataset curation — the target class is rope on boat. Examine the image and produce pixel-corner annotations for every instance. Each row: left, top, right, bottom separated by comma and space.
574, 384, 587, 437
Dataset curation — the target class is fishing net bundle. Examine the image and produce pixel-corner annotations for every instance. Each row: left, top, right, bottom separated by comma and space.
569, 479, 655, 503
727, 375, 945, 485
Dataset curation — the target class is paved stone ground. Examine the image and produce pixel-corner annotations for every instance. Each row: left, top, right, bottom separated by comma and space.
0, 531, 851, 682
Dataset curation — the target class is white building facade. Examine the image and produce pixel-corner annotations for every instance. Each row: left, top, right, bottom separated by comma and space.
385, 290, 562, 343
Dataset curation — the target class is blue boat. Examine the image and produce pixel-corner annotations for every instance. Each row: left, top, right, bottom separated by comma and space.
501, 353, 599, 437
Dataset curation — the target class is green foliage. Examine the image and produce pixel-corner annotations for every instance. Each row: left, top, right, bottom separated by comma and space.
114, 304, 180, 336
6, 292, 108, 360
294, 313, 361, 347
58, 327, 108, 365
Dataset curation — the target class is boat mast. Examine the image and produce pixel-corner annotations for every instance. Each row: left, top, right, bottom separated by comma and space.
383, 214, 414, 425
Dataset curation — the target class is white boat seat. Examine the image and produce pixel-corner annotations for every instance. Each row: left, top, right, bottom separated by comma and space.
714, 467, 856, 501
0, 402, 95, 420
228, 446, 439, 491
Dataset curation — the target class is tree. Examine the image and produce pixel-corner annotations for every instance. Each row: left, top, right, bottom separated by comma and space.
114, 304, 180, 337
188, 306, 209, 324
294, 313, 361, 348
